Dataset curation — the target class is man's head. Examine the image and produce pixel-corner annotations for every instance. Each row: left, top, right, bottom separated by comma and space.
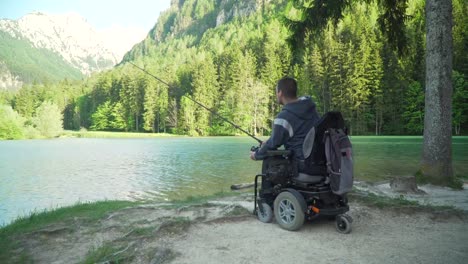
276, 77, 298, 105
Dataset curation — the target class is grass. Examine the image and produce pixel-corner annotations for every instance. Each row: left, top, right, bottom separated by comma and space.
414, 170, 465, 190
223, 205, 251, 217
0, 186, 464, 262
351, 136, 468, 183
81, 217, 189, 264
0, 191, 238, 237
82, 243, 178, 264
349, 191, 459, 212
131, 226, 158, 237
125, 217, 192, 238
61, 130, 182, 139
82, 243, 136, 264
0, 191, 241, 262
164, 190, 243, 209
0, 200, 137, 263
156, 217, 192, 236
0, 200, 137, 234
350, 191, 420, 208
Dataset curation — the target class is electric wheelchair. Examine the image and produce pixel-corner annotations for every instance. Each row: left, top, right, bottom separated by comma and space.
253, 112, 353, 233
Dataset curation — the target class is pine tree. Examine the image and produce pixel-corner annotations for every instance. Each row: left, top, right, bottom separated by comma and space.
143, 79, 159, 132
452, 71, 468, 135
179, 95, 197, 136
90, 101, 112, 130
119, 72, 145, 132
111, 102, 127, 131
402, 81, 425, 134
166, 98, 178, 133
192, 52, 219, 136
231, 50, 260, 135
260, 19, 292, 122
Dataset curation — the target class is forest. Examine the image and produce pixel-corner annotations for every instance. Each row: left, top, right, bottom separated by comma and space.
0, 0, 467, 139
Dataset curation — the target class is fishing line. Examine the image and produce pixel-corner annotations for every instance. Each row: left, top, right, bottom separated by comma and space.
129, 62, 263, 144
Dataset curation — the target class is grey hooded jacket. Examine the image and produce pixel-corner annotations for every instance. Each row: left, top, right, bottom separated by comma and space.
254, 96, 320, 161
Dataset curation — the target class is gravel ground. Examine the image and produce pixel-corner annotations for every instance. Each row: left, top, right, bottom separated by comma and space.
8, 190, 468, 264
169, 202, 468, 264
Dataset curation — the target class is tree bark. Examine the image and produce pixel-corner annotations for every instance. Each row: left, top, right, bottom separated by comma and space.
135, 113, 139, 132
421, 0, 454, 184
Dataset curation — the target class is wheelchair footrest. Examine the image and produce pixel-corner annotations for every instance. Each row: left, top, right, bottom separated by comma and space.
315, 205, 349, 216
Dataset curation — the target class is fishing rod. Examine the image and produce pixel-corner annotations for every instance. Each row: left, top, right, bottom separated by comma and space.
129, 62, 263, 144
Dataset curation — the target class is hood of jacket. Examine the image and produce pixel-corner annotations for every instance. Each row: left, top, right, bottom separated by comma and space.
282, 96, 317, 120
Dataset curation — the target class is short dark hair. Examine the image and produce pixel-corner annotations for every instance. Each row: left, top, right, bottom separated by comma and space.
276, 77, 297, 99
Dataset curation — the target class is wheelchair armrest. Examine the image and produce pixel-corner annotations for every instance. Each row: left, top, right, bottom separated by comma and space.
266, 150, 291, 157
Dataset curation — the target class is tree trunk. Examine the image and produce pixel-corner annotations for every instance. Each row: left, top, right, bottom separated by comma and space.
420, 0, 454, 184
157, 112, 160, 133
378, 111, 383, 135
375, 112, 378, 136
135, 113, 139, 132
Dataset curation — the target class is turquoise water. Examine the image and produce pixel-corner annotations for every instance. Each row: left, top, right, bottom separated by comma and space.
352, 136, 468, 181
0, 136, 467, 226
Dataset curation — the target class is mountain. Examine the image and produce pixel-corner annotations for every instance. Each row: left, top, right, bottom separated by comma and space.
0, 12, 120, 90
4, 0, 467, 136
0, 30, 84, 90
122, 0, 271, 62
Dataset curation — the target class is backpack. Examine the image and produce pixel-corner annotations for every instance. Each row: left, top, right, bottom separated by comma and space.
324, 128, 353, 195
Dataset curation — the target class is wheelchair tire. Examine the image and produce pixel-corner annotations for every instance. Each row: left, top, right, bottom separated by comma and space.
257, 202, 273, 223
274, 191, 305, 231
335, 214, 352, 234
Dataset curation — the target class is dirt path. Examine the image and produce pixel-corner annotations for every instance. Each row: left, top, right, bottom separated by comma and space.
9, 194, 468, 264
170, 203, 468, 264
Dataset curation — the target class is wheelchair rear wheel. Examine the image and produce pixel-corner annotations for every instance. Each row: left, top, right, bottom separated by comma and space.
274, 191, 305, 231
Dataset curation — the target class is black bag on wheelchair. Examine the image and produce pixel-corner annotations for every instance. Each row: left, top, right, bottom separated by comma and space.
302, 111, 353, 195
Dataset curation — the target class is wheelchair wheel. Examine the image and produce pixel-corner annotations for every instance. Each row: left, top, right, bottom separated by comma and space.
335, 214, 352, 234
274, 191, 305, 231
257, 202, 273, 223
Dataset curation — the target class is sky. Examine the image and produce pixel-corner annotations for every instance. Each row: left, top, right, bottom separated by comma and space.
0, 0, 171, 30
0, 0, 172, 58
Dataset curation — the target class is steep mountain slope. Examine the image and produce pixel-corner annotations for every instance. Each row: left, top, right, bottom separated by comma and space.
0, 12, 119, 90
0, 31, 83, 89
122, 0, 274, 62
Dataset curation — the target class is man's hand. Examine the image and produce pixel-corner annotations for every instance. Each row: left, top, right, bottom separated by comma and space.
250, 151, 256, 160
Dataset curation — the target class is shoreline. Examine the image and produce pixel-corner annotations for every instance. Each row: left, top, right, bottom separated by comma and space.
3, 132, 467, 140
0, 192, 468, 263
1, 189, 467, 263
61, 130, 183, 139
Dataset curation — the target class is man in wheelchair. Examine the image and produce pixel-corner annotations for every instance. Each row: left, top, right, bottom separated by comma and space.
250, 77, 353, 233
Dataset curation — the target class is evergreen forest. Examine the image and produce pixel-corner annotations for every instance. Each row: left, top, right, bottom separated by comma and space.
1, 0, 467, 139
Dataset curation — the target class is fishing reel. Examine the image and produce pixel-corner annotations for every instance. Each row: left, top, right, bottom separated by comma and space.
250, 145, 260, 152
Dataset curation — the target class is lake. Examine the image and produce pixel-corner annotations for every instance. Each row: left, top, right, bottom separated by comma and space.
1, 136, 467, 226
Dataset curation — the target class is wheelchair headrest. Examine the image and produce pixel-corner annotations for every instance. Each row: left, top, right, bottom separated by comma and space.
303, 111, 346, 160
317, 111, 346, 130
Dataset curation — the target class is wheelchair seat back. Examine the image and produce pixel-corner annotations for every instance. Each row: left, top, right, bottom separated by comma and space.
292, 112, 347, 185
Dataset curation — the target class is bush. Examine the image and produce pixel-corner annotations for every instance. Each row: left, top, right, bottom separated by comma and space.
23, 125, 40, 139
32, 101, 63, 138
0, 105, 25, 140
